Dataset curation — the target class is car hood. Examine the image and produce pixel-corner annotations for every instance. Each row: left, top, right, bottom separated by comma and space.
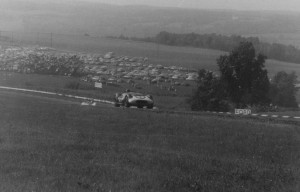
129, 95, 152, 101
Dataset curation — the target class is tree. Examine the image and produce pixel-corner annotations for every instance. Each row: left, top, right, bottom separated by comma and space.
189, 69, 228, 111
217, 42, 270, 107
270, 71, 299, 108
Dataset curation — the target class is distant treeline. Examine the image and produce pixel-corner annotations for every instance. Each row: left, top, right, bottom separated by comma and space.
108, 32, 300, 64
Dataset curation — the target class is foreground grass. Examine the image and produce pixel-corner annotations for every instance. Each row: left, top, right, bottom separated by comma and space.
0, 91, 299, 191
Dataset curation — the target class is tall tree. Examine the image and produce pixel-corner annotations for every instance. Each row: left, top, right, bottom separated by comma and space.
270, 71, 299, 108
217, 42, 270, 107
189, 69, 228, 111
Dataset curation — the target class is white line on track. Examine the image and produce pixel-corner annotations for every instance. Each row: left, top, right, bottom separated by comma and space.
0, 86, 115, 105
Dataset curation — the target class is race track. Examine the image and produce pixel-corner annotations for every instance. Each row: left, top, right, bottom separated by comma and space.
0, 86, 299, 125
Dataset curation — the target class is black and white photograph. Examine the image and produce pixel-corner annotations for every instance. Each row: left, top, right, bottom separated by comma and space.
0, 0, 299, 191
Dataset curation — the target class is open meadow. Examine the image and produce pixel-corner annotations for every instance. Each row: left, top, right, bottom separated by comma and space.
0, 90, 299, 191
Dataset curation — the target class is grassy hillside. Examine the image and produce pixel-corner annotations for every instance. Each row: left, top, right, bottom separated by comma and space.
0, 90, 299, 191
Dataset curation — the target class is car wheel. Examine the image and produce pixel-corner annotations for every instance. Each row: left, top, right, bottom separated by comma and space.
114, 102, 120, 107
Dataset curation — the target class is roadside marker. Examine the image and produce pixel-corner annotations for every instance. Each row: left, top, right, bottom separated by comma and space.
251, 114, 258, 116
261, 114, 268, 117
294, 117, 300, 119
271, 115, 279, 118
282, 116, 290, 118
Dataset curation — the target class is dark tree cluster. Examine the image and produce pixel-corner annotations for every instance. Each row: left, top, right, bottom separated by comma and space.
189, 69, 228, 112
110, 31, 300, 64
269, 71, 299, 108
217, 42, 270, 107
155, 31, 300, 64
190, 42, 298, 111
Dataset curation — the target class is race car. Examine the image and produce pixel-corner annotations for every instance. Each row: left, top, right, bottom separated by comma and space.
114, 91, 154, 109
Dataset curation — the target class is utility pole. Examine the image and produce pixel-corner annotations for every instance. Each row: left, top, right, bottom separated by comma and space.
11, 32, 13, 45
37, 32, 40, 45
50, 32, 53, 47
156, 40, 159, 59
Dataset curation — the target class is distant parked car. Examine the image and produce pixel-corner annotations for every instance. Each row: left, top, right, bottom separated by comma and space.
108, 77, 117, 82
114, 91, 154, 109
174, 81, 181, 86
81, 100, 96, 106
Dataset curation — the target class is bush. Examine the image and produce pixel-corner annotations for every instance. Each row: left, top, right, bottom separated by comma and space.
247, 104, 278, 113
189, 69, 229, 112
269, 71, 298, 108
65, 81, 80, 90
78, 82, 95, 90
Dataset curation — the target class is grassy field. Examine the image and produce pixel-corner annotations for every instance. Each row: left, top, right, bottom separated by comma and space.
0, 90, 299, 191
3, 34, 300, 79
0, 72, 192, 110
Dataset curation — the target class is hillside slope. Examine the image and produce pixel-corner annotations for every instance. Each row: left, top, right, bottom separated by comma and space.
0, 90, 299, 191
